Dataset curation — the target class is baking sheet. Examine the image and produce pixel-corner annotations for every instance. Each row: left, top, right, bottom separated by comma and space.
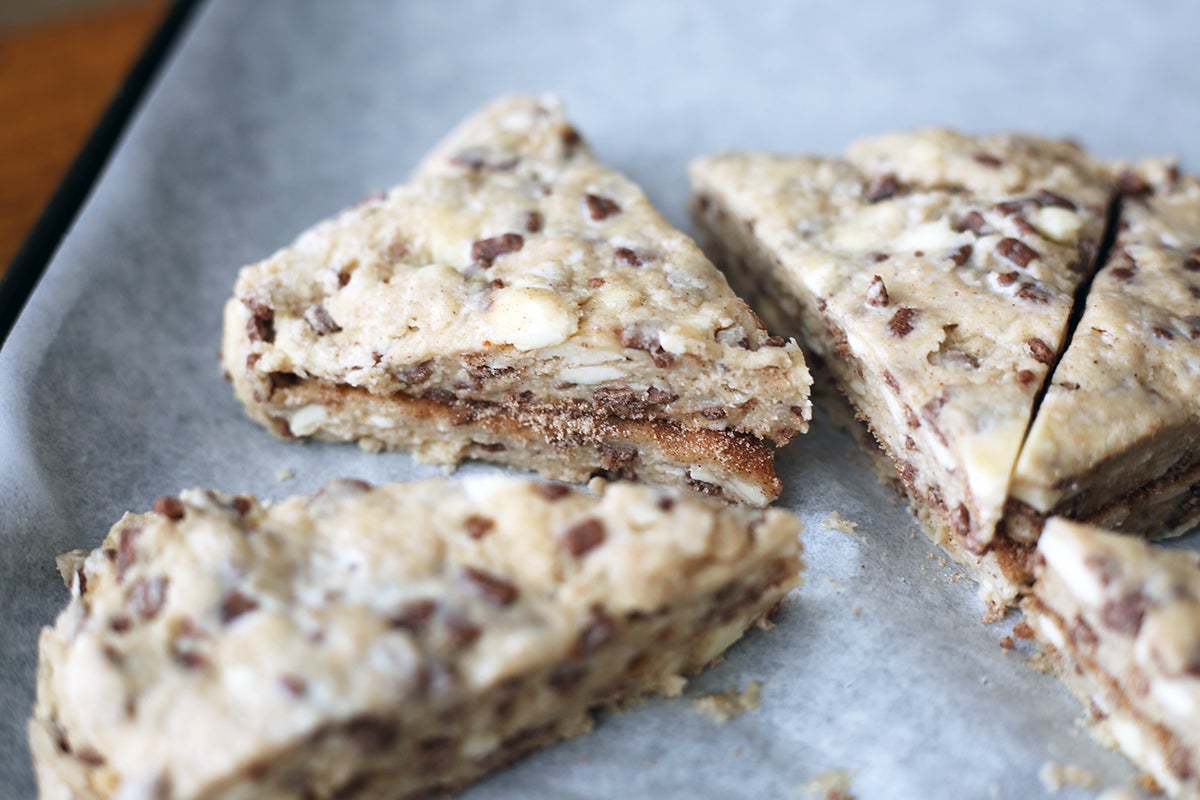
2, 1, 1198, 796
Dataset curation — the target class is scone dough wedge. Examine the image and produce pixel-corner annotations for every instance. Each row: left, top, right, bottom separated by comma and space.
1011, 160, 1200, 543
1023, 519, 1200, 798
29, 477, 801, 799
691, 130, 1113, 609
221, 96, 811, 506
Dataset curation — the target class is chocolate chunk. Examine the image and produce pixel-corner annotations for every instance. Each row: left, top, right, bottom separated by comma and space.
442, 613, 482, 649
955, 211, 988, 235
74, 747, 105, 767
646, 387, 678, 406
864, 173, 902, 203
387, 240, 409, 263
1117, 170, 1152, 198
562, 519, 606, 557
548, 664, 587, 694
897, 461, 918, 486
995, 237, 1039, 268
973, 153, 1002, 167
536, 483, 572, 502
571, 609, 617, 658
653, 350, 675, 368
1034, 189, 1076, 210
399, 362, 433, 385
525, 211, 543, 233
109, 615, 132, 633
280, 675, 307, 697
888, 307, 920, 338
561, 125, 584, 152
585, 194, 621, 221
1027, 337, 1053, 364
700, 406, 727, 420
345, 717, 398, 754
1101, 592, 1147, 636
903, 405, 920, 429
116, 526, 141, 582
220, 590, 259, 624
471, 233, 524, 267
1152, 326, 1175, 341
586, 277, 605, 289
304, 304, 342, 335
1110, 266, 1136, 282
865, 275, 889, 307
614, 247, 643, 267
231, 496, 252, 516
870, 252, 890, 263
996, 271, 1019, 287
599, 442, 638, 471
1015, 282, 1049, 303
388, 599, 436, 631
657, 495, 676, 512
243, 297, 275, 344
130, 576, 168, 620
463, 567, 519, 606
337, 269, 352, 288
993, 200, 1026, 217
1185, 248, 1200, 272
948, 244, 973, 267
1016, 369, 1036, 385
688, 479, 724, 497
462, 514, 495, 540
154, 496, 185, 521
949, 504, 971, 540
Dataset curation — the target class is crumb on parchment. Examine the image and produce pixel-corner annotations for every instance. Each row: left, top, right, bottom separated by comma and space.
276, 468, 295, 481
800, 768, 858, 799
820, 512, 857, 534
1038, 761, 1098, 793
690, 681, 762, 723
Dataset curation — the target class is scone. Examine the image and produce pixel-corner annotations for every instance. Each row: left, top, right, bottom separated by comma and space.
29, 477, 802, 799
690, 130, 1113, 608
221, 96, 811, 506
1023, 519, 1200, 798
1010, 159, 1200, 543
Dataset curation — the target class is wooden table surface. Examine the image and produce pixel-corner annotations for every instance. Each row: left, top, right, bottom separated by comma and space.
0, 0, 167, 279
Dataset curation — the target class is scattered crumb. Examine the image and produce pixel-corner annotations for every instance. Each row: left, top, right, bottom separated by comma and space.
357, 437, 385, 454
1013, 620, 1034, 639
801, 768, 858, 799
1026, 652, 1054, 674
1039, 761, 1099, 793
690, 681, 762, 723
820, 512, 858, 534
825, 577, 845, 589
658, 673, 688, 698
981, 603, 1008, 624
1095, 788, 1142, 800
1134, 773, 1163, 794
276, 468, 295, 481
732, 746, 743, 757
1000, 636, 1014, 649
852, 607, 862, 616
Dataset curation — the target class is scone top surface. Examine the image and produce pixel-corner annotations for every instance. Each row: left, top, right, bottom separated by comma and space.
223, 95, 810, 444
32, 477, 801, 799
1014, 159, 1200, 516
692, 129, 1113, 551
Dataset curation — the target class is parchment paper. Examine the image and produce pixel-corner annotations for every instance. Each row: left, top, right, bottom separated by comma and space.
3, 1, 1198, 797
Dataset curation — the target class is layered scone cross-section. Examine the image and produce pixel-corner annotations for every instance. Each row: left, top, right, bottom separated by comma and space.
1024, 519, 1200, 798
1011, 160, 1200, 542
691, 130, 1114, 607
222, 95, 811, 506
29, 477, 802, 800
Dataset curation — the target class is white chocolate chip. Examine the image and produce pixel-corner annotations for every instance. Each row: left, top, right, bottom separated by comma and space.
289, 404, 328, 437
896, 219, 961, 254
487, 288, 577, 351
1033, 207, 1083, 243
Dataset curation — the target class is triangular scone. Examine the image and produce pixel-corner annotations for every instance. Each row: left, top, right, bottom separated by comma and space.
222, 96, 811, 505
1023, 519, 1200, 797
691, 130, 1113, 606
1011, 160, 1200, 542
30, 477, 802, 799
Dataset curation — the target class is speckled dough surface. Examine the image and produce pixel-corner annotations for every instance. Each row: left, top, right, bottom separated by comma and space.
1024, 519, 1200, 798
29, 477, 802, 800
1013, 160, 1200, 538
221, 96, 811, 505
690, 130, 1113, 607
